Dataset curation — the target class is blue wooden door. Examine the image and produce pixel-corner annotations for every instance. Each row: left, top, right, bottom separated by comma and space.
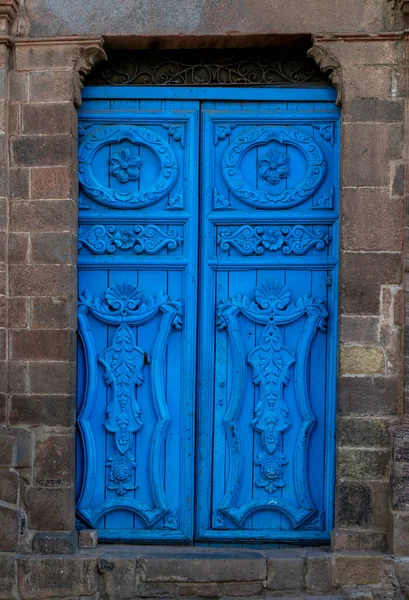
77, 89, 339, 544
76, 98, 199, 542
196, 98, 339, 543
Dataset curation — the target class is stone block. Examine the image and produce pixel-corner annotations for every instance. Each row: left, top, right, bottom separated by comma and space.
23, 0, 385, 37
341, 188, 403, 252
340, 317, 379, 346
98, 556, 136, 599
7, 362, 29, 394
31, 296, 75, 329
10, 329, 75, 361
341, 253, 402, 315
22, 103, 76, 136
10, 264, 75, 297
396, 558, 409, 594
31, 166, 74, 200
9, 71, 28, 102
332, 530, 388, 552
178, 582, 222, 596
344, 99, 404, 123
392, 512, 409, 555
31, 232, 77, 264
338, 417, 390, 448
338, 448, 389, 479
305, 549, 333, 593
0, 553, 17, 600
25, 486, 75, 531
78, 529, 98, 549
341, 124, 402, 187
9, 168, 29, 200
0, 427, 32, 467
393, 288, 404, 326
16, 45, 78, 72
29, 361, 76, 395
334, 554, 390, 585
0, 469, 19, 504
9, 394, 74, 427
29, 70, 75, 103
391, 462, 409, 510
35, 433, 74, 487
138, 551, 266, 582
391, 162, 405, 197
339, 376, 399, 416
8, 233, 29, 264
0, 505, 18, 551
340, 346, 384, 376
8, 297, 28, 328
338, 481, 389, 530
17, 556, 98, 600
134, 582, 178, 597
32, 530, 77, 554
10, 134, 74, 168
8, 103, 19, 136
221, 582, 264, 596
393, 427, 409, 462
0, 393, 5, 424
10, 199, 76, 232
266, 549, 305, 590
327, 41, 398, 66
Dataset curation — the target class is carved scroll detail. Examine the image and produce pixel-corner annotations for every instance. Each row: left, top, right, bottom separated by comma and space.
218, 225, 331, 256
79, 224, 183, 255
77, 282, 182, 526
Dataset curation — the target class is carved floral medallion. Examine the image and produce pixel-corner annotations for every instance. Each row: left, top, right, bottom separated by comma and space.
110, 149, 142, 183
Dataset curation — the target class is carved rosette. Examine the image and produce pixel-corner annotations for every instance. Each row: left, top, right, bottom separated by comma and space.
217, 279, 328, 528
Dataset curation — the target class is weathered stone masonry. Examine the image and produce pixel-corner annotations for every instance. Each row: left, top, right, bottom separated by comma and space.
0, 0, 409, 598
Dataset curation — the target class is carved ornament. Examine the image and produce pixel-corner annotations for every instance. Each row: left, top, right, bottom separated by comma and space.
307, 45, 342, 107
0, 0, 19, 35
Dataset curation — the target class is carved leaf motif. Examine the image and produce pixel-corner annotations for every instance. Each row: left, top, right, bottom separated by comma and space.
313, 187, 334, 209
214, 124, 237, 145
313, 123, 334, 144
164, 125, 185, 148
99, 323, 144, 452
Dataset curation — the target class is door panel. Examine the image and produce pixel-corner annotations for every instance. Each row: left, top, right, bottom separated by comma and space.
196, 101, 339, 542
76, 100, 199, 542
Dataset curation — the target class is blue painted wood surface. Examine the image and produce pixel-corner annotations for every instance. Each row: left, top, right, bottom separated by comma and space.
77, 88, 340, 544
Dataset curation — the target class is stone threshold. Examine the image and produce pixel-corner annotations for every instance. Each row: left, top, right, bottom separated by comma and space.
11, 545, 401, 600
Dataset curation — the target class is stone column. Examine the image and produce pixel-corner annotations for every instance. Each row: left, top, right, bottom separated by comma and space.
0, 30, 105, 554
311, 34, 406, 554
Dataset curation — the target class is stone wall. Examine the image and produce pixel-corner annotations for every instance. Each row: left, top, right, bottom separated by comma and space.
0, 0, 408, 598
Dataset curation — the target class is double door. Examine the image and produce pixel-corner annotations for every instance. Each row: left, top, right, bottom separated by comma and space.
76, 90, 339, 543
